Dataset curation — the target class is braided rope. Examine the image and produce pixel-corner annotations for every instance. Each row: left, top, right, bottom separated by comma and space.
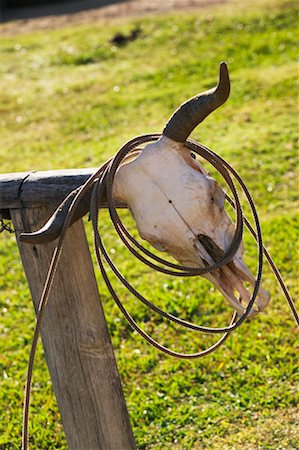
21, 134, 298, 449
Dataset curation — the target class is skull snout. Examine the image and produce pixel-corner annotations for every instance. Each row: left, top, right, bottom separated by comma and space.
197, 233, 270, 316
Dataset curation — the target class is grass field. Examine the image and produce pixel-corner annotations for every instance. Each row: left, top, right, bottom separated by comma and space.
0, 0, 298, 448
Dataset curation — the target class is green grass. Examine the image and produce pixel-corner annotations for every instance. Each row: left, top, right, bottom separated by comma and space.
0, 0, 298, 448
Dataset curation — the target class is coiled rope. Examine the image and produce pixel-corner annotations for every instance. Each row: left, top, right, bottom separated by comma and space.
22, 134, 299, 449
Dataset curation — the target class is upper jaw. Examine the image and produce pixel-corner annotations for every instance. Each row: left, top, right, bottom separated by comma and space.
195, 235, 270, 317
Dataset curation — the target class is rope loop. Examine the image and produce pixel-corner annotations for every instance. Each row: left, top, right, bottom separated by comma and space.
21, 134, 298, 450
90, 134, 264, 346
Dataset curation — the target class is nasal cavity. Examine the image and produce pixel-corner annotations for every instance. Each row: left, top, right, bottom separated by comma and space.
197, 234, 225, 260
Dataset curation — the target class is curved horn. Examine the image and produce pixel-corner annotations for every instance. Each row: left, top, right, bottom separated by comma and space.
163, 62, 230, 143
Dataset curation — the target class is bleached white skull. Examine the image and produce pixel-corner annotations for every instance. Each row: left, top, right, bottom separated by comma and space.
21, 63, 269, 316
112, 63, 270, 316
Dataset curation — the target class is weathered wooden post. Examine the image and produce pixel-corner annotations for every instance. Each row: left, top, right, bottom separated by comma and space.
0, 170, 136, 450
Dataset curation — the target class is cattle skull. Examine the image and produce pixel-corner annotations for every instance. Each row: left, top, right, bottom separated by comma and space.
112, 63, 269, 316
20, 63, 270, 317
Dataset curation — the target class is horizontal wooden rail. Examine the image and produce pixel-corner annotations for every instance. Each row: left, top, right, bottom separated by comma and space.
0, 168, 125, 211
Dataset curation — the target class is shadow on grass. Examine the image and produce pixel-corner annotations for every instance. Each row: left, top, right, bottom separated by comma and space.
1, 0, 128, 23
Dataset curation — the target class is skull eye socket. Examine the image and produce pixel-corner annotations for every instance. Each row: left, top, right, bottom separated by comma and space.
214, 191, 225, 210
209, 181, 225, 209
217, 189, 225, 209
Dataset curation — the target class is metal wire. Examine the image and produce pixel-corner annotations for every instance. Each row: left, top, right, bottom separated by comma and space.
0, 217, 14, 234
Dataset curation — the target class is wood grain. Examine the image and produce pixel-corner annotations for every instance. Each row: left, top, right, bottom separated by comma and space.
0, 169, 125, 210
11, 206, 136, 450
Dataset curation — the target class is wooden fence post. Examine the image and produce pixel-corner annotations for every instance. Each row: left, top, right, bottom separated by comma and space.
10, 205, 136, 450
